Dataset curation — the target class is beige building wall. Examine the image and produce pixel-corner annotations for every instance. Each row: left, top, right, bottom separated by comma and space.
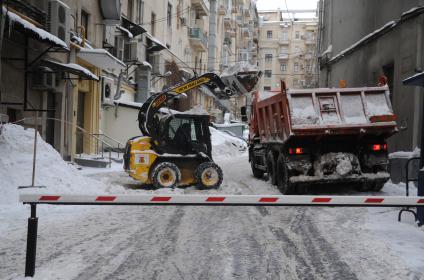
258, 10, 318, 91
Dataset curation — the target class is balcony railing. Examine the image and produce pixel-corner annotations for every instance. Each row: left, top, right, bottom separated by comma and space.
191, 0, 209, 16
188, 27, 208, 52
278, 53, 289, 61
279, 38, 290, 45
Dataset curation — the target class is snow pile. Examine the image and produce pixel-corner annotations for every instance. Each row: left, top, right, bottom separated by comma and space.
183, 105, 209, 115
257, 91, 278, 101
0, 124, 105, 205
210, 127, 246, 158
291, 105, 319, 125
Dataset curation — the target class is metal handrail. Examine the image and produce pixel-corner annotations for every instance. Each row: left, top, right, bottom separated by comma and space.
11, 117, 114, 167
92, 133, 124, 159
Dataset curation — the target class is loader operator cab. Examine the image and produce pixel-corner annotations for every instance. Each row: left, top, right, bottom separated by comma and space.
156, 113, 212, 158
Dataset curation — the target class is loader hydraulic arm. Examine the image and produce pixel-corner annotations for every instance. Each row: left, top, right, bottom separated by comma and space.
138, 72, 233, 138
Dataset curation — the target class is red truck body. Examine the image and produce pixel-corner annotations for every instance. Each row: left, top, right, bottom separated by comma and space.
248, 82, 398, 194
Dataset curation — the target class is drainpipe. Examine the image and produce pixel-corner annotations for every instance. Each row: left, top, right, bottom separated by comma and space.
412, 8, 424, 149
208, 0, 217, 72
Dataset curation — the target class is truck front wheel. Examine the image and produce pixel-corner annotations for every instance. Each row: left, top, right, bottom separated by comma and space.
276, 154, 294, 195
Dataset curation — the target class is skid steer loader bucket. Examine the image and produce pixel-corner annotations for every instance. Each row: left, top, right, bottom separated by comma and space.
221, 70, 262, 96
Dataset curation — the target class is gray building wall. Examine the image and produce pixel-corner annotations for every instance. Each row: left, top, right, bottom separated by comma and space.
319, 0, 424, 152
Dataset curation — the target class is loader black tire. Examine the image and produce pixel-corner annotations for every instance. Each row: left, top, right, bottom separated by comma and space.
195, 162, 223, 189
250, 152, 264, 179
267, 151, 277, 186
152, 162, 181, 188
276, 154, 295, 195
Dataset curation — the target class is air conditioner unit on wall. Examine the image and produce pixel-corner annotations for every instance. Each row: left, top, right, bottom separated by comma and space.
47, 0, 70, 45
101, 76, 115, 106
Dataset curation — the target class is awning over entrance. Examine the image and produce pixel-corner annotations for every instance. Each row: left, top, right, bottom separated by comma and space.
403, 72, 424, 86
77, 48, 126, 72
145, 32, 168, 52
2, 7, 68, 50
40, 60, 99, 81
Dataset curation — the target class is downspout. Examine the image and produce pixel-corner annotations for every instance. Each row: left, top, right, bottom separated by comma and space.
0, 2, 5, 98
412, 9, 424, 149
208, 0, 217, 72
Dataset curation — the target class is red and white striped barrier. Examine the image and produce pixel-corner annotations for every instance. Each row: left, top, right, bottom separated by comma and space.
19, 194, 424, 207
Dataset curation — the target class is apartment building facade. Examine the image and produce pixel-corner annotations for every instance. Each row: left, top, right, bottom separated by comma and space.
258, 10, 318, 92
0, 0, 258, 160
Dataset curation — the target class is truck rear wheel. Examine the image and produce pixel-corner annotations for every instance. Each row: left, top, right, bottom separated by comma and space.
152, 162, 181, 188
267, 151, 277, 185
195, 162, 223, 189
250, 152, 264, 179
276, 154, 294, 195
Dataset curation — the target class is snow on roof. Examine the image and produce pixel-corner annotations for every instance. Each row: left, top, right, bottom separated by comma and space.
116, 25, 134, 38
141, 61, 152, 70
3, 7, 68, 49
183, 106, 209, 115
42, 59, 99, 80
78, 48, 126, 71
258, 91, 278, 101
329, 21, 396, 63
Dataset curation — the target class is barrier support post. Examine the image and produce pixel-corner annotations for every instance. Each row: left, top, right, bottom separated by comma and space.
25, 204, 38, 277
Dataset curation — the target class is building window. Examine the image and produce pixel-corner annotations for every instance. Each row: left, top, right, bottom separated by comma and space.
265, 54, 273, 63
306, 63, 312, 73
151, 12, 156, 35
267, 31, 272, 38
280, 63, 287, 72
138, 0, 144, 24
293, 79, 299, 87
167, 2, 172, 28
264, 70, 272, 78
127, 0, 134, 20
294, 62, 299, 72
264, 86, 271, 91
282, 31, 288, 40
295, 31, 300, 39
81, 10, 89, 39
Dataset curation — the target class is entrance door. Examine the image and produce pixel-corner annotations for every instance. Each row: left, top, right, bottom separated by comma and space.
76, 91, 85, 154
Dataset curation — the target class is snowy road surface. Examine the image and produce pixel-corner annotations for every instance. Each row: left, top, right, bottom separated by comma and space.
2, 154, 424, 279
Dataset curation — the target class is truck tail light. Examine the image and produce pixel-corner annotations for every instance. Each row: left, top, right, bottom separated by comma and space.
289, 147, 305, 155
372, 144, 387, 151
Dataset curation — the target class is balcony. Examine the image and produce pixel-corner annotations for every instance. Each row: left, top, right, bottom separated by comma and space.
218, 4, 227, 15
278, 53, 289, 61
241, 27, 250, 38
188, 27, 208, 52
236, 15, 243, 26
278, 38, 290, 45
305, 39, 316, 45
304, 53, 314, 60
223, 17, 233, 30
225, 29, 236, 38
243, 8, 251, 18
191, 0, 209, 16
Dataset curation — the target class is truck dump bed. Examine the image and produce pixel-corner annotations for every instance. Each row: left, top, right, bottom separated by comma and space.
252, 85, 398, 143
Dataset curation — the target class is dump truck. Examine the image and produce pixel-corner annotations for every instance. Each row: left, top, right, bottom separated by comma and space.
246, 81, 398, 194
